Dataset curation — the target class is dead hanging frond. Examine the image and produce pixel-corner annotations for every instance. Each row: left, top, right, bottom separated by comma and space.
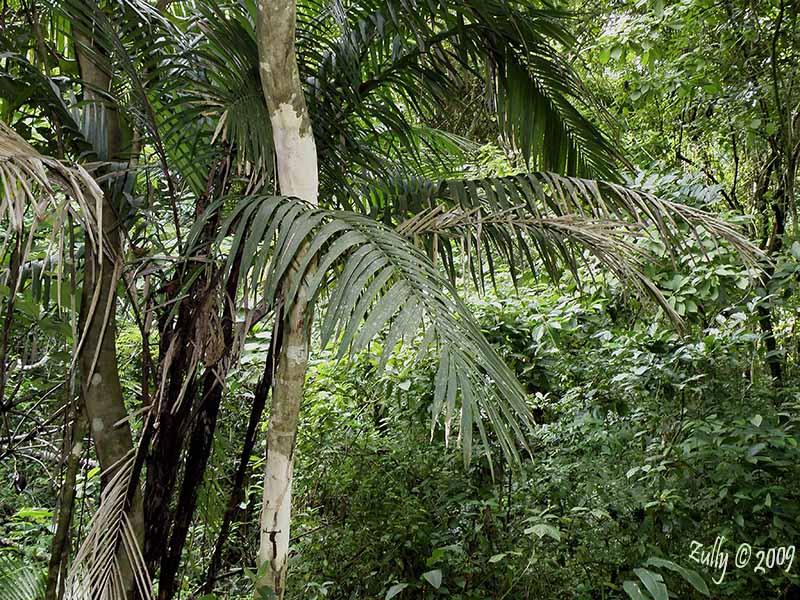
64, 451, 153, 600
397, 206, 682, 324
0, 121, 153, 596
0, 121, 114, 392
0, 122, 104, 296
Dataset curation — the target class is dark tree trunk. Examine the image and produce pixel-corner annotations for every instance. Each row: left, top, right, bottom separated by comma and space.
203, 317, 282, 594
143, 157, 232, 575
143, 301, 198, 571
156, 248, 242, 600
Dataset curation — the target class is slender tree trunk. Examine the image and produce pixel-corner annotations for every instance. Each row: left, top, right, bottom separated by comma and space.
255, 2, 318, 597
75, 30, 144, 600
758, 266, 784, 385
758, 183, 786, 386
157, 249, 242, 600
204, 318, 281, 594
143, 301, 197, 571
45, 405, 87, 600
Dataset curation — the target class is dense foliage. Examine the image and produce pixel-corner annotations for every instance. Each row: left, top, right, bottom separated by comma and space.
1, 0, 799, 599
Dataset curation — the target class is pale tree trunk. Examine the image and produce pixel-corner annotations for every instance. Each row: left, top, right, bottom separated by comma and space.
74, 32, 144, 600
255, 1, 319, 598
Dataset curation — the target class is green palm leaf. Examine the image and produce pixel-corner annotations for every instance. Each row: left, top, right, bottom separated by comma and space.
203, 194, 535, 467
350, 171, 762, 309
0, 554, 45, 600
202, 165, 759, 461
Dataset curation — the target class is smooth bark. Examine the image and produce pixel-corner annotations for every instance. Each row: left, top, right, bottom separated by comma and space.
255, 1, 319, 597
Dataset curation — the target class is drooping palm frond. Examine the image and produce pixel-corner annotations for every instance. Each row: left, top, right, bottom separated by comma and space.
64, 452, 152, 600
187, 194, 534, 466
397, 206, 682, 319
296, 0, 624, 183
0, 121, 103, 267
0, 553, 45, 600
351, 171, 763, 308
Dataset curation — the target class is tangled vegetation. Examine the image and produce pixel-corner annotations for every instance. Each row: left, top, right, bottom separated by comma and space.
1, 0, 799, 599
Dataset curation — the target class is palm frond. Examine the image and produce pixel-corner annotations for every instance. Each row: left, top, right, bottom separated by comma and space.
494, 49, 622, 177
399, 206, 681, 317
0, 554, 45, 600
297, 0, 622, 187
362, 171, 761, 266
0, 121, 103, 265
65, 452, 152, 600
190, 3, 274, 191
343, 170, 764, 326
194, 194, 535, 467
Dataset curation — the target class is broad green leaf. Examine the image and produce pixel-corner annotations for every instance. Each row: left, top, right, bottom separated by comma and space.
524, 523, 561, 541
422, 569, 442, 589
385, 583, 408, 599
634, 568, 667, 600
645, 557, 709, 596
623, 580, 650, 600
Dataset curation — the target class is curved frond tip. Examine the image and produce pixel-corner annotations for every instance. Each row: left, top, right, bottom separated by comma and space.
65, 452, 152, 600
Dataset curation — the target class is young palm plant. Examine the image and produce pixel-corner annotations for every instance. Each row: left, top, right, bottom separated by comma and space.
0, 1, 759, 599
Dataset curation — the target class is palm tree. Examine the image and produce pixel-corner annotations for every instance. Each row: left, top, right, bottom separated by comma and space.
0, 0, 758, 598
